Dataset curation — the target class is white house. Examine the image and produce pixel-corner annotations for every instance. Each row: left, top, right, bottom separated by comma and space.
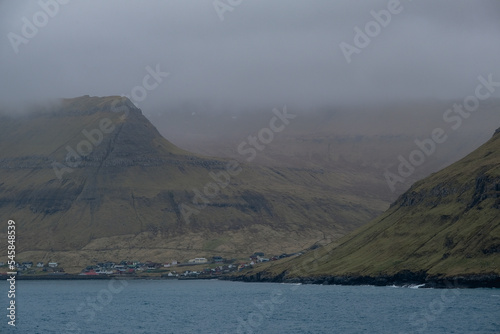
113, 264, 126, 270
48, 262, 58, 268
22, 262, 33, 268
194, 258, 207, 264
188, 258, 208, 264
37, 262, 44, 268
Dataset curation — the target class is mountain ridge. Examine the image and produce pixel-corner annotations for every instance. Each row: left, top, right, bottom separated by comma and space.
0, 96, 388, 272
230, 127, 500, 286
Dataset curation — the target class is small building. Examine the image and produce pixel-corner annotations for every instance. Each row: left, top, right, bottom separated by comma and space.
37, 262, 44, 268
22, 262, 33, 268
104, 262, 115, 268
96, 269, 114, 275
188, 258, 207, 264
48, 262, 58, 268
212, 256, 224, 263
194, 258, 207, 264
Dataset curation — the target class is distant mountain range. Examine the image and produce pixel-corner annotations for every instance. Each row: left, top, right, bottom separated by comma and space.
0, 96, 388, 272
232, 127, 500, 287
149, 99, 500, 198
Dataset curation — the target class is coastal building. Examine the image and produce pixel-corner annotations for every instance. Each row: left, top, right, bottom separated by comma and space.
22, 262, 33, 268
212, 256, 224, 263
188, 258, 208, 264
114, 264, 126, 271
194, 258, 208, 264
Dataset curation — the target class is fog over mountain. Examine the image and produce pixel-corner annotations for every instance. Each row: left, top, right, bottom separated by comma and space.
1, 1, 499, 205
1, 0, 499, 114
1, 4, 499, 332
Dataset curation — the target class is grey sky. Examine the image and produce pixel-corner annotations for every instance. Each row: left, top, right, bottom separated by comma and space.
1, 0, 499, 114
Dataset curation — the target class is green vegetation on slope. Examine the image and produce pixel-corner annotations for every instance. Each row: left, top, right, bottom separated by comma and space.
0, 96, 389, 271
246, 128, 500, 279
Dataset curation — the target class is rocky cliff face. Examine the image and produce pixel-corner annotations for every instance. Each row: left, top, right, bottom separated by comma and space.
395, 175, 500, 210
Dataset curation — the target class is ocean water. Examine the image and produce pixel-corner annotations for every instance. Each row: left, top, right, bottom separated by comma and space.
0, 279, 498, 334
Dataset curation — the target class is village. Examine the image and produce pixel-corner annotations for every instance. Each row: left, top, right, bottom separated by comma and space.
0, 252, 302, 278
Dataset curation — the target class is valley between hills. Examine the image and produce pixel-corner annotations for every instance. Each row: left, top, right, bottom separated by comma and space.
0, 96, 386, 273
0, 95, 498, 284
230, 127, 500, 287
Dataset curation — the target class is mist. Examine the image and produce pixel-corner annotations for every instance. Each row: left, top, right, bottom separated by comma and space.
1, 0, 499, 117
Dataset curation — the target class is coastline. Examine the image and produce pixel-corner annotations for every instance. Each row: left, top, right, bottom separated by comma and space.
221, 270, 500, 289
0, 274, 221, 281
2, 271, 499, 288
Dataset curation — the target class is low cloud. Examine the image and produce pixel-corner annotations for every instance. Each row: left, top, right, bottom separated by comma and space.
0, 0, 499, 115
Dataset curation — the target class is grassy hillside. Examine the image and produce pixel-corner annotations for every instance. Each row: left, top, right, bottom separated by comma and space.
240, 128, 500, 280
0, 96, 388, 272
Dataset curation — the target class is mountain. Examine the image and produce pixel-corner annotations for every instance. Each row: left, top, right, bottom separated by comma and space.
149, 99, 500, 199
233, 127, 500, 287
0, 96, 388, 272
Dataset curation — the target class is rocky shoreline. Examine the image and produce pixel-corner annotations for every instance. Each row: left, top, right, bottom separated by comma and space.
3, 271, 499, 288
222, 270, 500, 288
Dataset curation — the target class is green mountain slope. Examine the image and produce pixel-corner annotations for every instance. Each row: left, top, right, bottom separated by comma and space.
0, 96, 388, 272
239, 128, 500, 283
